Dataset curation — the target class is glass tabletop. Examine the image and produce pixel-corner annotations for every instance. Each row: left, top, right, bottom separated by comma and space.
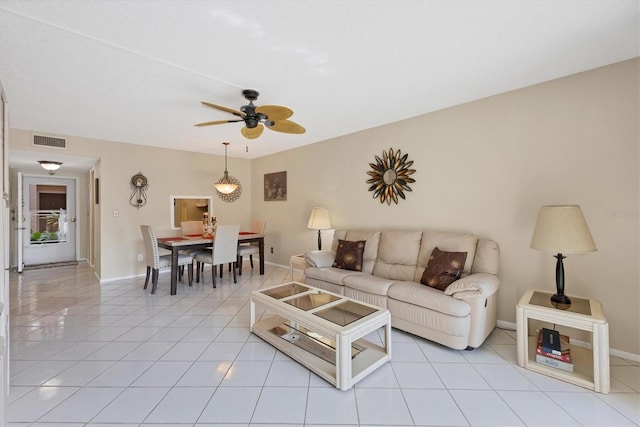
261, 283, 310, 299
314, 300, 378, 326
284, 291, 341, 311
529, 291, 591, 315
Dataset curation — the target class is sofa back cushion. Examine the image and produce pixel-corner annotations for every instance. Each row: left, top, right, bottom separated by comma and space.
373, 230, 422, 281
471, 239, 500, 275
414, 230, 478, 282
332, 230, 381, 274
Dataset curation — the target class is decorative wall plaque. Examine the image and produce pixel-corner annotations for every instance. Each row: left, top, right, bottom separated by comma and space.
264, 171, 287, 201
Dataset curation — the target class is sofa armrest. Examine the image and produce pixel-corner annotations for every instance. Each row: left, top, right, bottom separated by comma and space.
444, 272, 499, 298
305, 250, 336, 268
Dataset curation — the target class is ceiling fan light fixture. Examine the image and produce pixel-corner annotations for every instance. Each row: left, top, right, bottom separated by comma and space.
38, 160, 62, 174
214, 142, 239, 195
196, 88, 305, 139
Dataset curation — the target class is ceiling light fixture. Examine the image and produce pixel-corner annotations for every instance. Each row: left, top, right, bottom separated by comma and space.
214, 142, 239, 194
38, 160, 62, 175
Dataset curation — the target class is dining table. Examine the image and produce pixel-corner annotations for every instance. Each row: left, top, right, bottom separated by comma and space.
157, 232, 265, 295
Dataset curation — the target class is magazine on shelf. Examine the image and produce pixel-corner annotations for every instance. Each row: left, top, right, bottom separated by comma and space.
536, 329, 572, 363
535, 353, 574, 372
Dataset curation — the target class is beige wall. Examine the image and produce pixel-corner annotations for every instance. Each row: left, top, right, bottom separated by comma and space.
7, 59, 638, 355
253, 59, 639, 355
9, 132, 252, 281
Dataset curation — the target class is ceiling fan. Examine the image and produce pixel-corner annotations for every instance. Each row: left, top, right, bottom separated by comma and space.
195, 89, 305, 139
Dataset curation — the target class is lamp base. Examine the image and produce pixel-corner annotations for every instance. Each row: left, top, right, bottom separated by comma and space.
551, 293, 572, 305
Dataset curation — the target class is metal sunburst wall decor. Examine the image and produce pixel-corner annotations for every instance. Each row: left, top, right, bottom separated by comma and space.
366, 148, 416, 205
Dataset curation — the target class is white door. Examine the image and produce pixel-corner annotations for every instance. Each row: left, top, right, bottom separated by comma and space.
21, 175, 77, 266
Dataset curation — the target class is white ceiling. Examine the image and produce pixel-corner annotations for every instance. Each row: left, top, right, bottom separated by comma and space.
1, 1, 638, 171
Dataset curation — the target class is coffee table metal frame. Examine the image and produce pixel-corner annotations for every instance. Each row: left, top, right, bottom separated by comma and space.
250, 282, 392, 390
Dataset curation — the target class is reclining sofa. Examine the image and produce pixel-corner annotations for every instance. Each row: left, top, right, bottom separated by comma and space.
304, 229, 500, 350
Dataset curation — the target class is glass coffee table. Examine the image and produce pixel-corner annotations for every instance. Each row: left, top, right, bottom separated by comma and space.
250, 282, 391, 390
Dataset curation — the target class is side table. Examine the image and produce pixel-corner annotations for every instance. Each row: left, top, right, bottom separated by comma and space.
290, 254, 306, 281
516, 289, 609, 393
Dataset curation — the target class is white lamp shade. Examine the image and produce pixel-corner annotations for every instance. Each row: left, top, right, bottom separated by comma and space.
307, 207, 331, 230
214, 180, 238, 194
530, 205, 597, 254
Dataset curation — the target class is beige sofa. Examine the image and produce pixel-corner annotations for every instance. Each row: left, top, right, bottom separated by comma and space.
304, 229, 500, 350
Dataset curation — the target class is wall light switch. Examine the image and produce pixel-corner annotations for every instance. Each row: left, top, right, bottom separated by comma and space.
113, 209, 119, 217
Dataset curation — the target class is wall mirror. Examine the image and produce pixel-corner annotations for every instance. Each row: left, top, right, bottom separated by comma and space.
170, 195, 212, 229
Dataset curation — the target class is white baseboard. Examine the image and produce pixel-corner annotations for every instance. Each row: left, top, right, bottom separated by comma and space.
495, 320, 640, 363
265, 261, 289, 269
497, 320, 516, 331
100, 273, 144, 284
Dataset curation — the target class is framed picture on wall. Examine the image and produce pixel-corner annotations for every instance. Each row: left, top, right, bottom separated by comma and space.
264, 171, 287, 201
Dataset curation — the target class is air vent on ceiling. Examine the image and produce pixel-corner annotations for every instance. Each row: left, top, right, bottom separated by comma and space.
33, 134, 66, 149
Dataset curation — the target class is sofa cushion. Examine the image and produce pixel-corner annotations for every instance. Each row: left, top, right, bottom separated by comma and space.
343, 273, 396, 296
304, 266, 359, 285
471, 239, 500, 275
332, 239, 365, 271
389, 299, 471, 339
305, 250, 336, 268
420, 247, 467, 291
388, 281, 471, 317
333, 230, 381, 274
415, 230, 478, 282
373, 230, 422, 281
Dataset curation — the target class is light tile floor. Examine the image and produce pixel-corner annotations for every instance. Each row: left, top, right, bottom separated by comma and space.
6, 262, 640, 426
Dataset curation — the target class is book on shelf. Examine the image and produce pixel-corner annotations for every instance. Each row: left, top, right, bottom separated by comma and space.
540, 327, 570, 355
536, 329, 572, 363
535, 353, 574, 372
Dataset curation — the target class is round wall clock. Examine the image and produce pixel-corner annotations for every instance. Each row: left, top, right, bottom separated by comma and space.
129, 172, 149, 208
366, 148, 416, 205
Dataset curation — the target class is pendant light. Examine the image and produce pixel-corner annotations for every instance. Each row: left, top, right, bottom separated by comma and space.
214, 142, 239, 194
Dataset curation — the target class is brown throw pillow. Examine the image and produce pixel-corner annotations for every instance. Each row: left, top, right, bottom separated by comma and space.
332, 239, 366, 271
420, 247, 467, 291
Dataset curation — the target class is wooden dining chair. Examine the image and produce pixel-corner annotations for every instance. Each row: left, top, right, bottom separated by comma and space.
140, 225, 193, 294
194, 224, 240, 288
237, 220, 266, 275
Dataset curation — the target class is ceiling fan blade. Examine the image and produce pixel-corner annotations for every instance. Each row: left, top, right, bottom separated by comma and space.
255, 105, 293, 121
194, 119, 242, 127
241, 124, 264, 139
201, 101, 245, 117
266, 119, 306, 134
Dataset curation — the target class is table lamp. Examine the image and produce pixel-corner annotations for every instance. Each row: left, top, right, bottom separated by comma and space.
530, 205, 597, 305
307, 207, 331, 250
